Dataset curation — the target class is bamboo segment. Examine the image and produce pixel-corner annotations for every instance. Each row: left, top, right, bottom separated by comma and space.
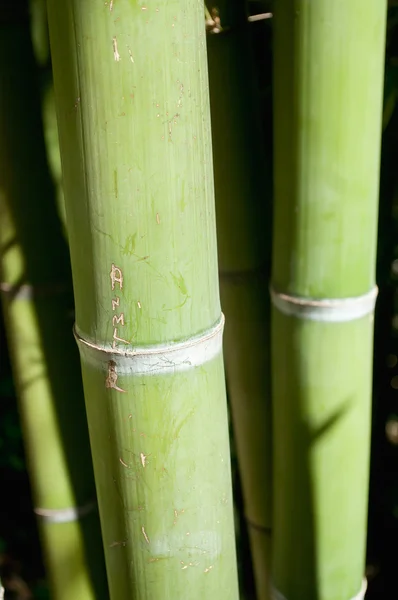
272, 2, 387, 599
0, 9, 107, 600
206, 3, 272, 599
46, 1, 239, 598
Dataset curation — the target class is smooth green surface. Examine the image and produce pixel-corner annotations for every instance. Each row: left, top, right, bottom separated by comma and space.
272, 314, 373, 599
273, 1, 386, 299
0, 17, 107, 600
207, 4, 272, 598
272, 1, 387, 598
47, 1, 239, 598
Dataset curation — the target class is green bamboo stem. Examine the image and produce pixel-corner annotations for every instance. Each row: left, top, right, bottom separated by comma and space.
29, 0, 49, 66
206, 3, 272, 599
0, 7, 107, 600
46, 1, 239, 598
271, 2, 387, 599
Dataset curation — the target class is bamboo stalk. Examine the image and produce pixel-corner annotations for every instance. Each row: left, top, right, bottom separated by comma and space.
206, 2, 272, 599
271, 1, 387, 599
46, 1, 239, 598
0, 5, 107, 599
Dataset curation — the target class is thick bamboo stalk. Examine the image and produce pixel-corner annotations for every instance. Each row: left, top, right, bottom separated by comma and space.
271, 2, 387, 599
0, 6, 107, 600
206, 3, 272, 599
46, 1, 239, 599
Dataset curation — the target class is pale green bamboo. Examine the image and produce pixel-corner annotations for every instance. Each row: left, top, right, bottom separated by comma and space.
206, 3, 272, 599
46, 1, 239, 599
272, 2, 387, 599
0, 8, 107, 600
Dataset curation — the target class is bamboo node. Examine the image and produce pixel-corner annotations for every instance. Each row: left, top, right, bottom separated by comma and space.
270, 286, 378, 323
34, 501, 96, 524
74, 314, 225, 376
270, 578, 367, 600
0, 281, 68, 300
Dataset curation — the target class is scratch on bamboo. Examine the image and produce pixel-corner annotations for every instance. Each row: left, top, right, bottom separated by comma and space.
109, 539, 127, 548
105, 360, 126, 393
112, 36, 120, 61
204, 565, 213, 573
141, 526, 150, 544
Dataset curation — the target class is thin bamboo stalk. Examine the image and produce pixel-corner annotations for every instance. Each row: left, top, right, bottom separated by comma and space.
0, 5, 107, 599
206, 2, 272, 599
271, 1, 387, 599
46, 1, 239, 599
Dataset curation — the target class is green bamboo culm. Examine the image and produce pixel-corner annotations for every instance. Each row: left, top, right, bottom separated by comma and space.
0, 3, 108, 599
271, 2, 387, 599
46, 1, 239, 599
206, 2, 272, 599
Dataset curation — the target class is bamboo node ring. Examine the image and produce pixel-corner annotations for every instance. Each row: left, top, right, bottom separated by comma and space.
269, 285, 378, 323
0, 281, 68, 300
34, 501, 96, 524
271, 578, 367, 600
74, 314, 225, 376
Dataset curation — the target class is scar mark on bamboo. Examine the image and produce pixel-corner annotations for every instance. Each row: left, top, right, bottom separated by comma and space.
112, 297, 120, 310
110, 264, 123, 290
181, 561, 199, 570
128, 47, 134, 63
156, 213, 160, 224
140, 452, 148, 468
148, 556, 171, 563
105, 360, 126, 393
119, 457, 129, 468
141, 526, 150, 544
162, 113, 180, 141
173, 508, 185, 525
114, 170, 118, 198
137, 301, 142, 309
109, 539, 127, 548
204, 565, 213, 573
113, 36, 121, 61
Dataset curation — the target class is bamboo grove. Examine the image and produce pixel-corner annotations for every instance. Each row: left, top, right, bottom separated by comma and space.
0, 0, 393, 599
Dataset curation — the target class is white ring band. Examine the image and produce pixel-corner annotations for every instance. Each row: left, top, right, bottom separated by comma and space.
270, 578, 367, 600
34, 501, 96, 524
270, 285, 378, 322
74, 315, 224, 376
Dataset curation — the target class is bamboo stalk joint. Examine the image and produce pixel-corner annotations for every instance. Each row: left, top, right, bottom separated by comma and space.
270, 286, 378, 322
34, 501, 96, 524
270, 578, 367, 600
74, 314, 225, 376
